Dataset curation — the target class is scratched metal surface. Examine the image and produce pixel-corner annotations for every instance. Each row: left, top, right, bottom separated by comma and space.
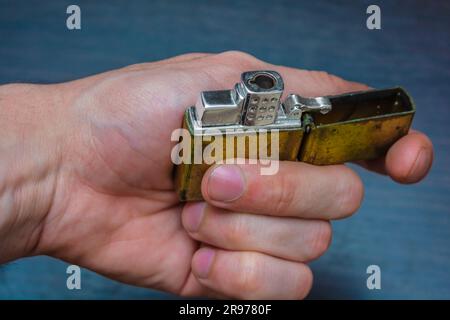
0, 0, 449, 299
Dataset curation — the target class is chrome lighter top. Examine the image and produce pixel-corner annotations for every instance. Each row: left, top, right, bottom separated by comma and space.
195, 70, 332, 127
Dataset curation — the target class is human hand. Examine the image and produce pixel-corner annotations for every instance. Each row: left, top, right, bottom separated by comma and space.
0, 51, 433, 299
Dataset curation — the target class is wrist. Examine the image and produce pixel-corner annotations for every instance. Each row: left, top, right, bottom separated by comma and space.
0, 83, 65, 263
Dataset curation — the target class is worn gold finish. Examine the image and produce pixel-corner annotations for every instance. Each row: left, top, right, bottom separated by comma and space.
299, 87, 415, 164
174, 87, 415, 201
174, 110, 304, 201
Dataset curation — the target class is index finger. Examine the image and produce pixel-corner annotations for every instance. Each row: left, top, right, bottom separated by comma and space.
201, 161, 364, 220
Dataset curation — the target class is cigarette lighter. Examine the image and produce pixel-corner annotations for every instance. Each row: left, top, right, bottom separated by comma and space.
174, 70, 415, 201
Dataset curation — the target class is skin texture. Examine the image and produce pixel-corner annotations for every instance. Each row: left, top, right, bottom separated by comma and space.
0, 51, 433, 299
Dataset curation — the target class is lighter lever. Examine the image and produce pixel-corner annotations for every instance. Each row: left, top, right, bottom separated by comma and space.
174, 70, 415, 201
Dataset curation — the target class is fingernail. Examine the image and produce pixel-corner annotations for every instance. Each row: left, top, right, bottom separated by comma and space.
182, 202, 206, 232
410, 147, 431, 179
192, 247, 215, 279
207, 165, 245, 202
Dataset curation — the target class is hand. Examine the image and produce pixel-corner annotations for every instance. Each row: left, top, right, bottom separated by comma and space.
0, 51, 433, 299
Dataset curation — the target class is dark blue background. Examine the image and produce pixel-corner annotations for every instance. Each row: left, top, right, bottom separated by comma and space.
0, 0, 449, 299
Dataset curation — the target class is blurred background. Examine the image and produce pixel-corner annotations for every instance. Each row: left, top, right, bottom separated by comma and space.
0, 0, 449, 299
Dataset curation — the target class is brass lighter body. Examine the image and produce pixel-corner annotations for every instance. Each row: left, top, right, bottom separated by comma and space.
174, 71, 415, 201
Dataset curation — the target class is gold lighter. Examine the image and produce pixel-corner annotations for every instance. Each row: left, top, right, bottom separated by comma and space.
173, 70, 415, 201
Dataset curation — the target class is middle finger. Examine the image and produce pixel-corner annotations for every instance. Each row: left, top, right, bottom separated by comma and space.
182, 202, 332, 262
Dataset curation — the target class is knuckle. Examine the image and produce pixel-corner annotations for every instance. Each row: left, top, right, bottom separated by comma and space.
121, 62, 149, 71
321, 71, 344, 84
216, 50, 262, 69
233, 254, 262, 297
223, 214, 248, 246
312, 70, 333, 79
271, 174, 296, 214
307, 70, 330, 83
336, 168, 364, 218
178, 52, 208, 59
306, 221, 332, 259
309, 70, 349, 93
